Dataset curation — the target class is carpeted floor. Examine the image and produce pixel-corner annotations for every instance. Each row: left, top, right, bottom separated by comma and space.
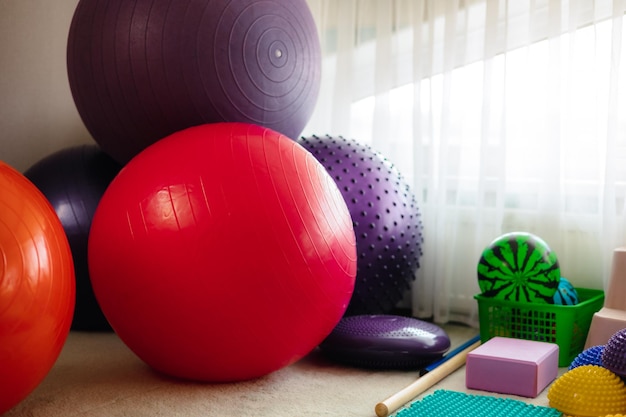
5, 324, 559, 417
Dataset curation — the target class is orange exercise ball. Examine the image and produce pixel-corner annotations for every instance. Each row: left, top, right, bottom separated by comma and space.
0, 161, 75, 414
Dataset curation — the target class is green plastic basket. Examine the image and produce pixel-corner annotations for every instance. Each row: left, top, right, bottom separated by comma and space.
475, 288, 605, 367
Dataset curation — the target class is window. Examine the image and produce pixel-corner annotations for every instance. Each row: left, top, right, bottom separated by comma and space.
304, 0, 625, 324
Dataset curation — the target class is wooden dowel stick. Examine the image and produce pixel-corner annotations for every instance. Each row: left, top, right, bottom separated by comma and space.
374, 340, 481, 417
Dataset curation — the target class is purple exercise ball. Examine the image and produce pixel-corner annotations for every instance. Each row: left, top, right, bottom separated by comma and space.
297, 135, 424, 315
67, 0, 321, 164
24, 145, 122, 331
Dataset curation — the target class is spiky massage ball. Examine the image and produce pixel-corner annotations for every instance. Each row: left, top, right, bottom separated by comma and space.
569, 345, 605, 370
603, 329, 626, 377
547, 365, 626, 417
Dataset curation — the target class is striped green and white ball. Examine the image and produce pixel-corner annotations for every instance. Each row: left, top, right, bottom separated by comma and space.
553, 277, 579, 305
477, 232, 560, 303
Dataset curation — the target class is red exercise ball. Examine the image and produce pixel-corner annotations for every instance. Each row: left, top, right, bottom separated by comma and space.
67, 0, 321, 164
88, 122, 357, 382
0, 162, 75, 414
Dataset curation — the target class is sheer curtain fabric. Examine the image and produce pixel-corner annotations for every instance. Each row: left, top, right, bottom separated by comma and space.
303, 0, 626, 326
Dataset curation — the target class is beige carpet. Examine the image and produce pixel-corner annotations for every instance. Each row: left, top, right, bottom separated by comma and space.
5, 324, 560, 417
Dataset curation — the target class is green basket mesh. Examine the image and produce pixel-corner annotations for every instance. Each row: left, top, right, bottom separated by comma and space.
475, 288, 604, 367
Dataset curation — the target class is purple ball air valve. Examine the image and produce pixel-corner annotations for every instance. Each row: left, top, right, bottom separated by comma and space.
319, 315, 450, 370
67, 0, 321, 164
297, 135, 424, 315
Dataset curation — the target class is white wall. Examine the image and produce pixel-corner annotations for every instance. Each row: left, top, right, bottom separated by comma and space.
0, 0, 91, 172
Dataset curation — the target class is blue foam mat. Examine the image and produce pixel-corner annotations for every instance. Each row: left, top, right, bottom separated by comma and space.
393, 390, 562, 417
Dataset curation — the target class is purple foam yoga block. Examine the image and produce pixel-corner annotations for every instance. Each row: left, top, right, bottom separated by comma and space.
466, 337, 559, 398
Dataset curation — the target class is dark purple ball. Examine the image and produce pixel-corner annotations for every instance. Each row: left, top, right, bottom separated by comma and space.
24, 145, 122, 331
67, 0, 321, 164
297, 135, 424, 315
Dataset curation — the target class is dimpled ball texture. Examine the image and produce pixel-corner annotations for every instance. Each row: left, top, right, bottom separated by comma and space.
569, 345, 605, 370
88, 123, 357, 382
297, 134, 423, 316
547, 365, 626, 417
67, 0, 321, 164
602, 328, 626, 377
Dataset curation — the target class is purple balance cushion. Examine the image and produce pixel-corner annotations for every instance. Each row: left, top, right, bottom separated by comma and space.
319, 315, 450, 370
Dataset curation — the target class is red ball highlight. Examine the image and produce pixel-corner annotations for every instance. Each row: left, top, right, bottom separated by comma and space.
88, 122, 356, 382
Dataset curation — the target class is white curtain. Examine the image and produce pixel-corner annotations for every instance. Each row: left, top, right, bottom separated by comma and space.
302, 0, 626, 326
